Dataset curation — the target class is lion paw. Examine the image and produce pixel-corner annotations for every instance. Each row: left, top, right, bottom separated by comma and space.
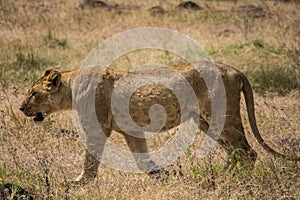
70, 174, 96, 186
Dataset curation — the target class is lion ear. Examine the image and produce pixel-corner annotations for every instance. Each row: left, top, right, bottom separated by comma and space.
45, 70, 61, 92
43, 69, 53, 77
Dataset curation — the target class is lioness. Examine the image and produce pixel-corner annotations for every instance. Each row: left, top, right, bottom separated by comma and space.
20, 61, 299, 184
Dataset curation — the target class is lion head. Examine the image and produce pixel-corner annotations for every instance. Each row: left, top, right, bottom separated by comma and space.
20, 69, 63, 122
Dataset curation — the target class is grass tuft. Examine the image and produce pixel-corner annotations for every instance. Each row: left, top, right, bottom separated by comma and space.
14, 51, 49, 70
253, 39, 283, 55
43, 30, 68, 49
246, 65, 298, 95
0, 50, 56, 84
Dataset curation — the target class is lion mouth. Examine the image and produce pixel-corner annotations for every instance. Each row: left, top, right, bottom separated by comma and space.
33, 112, 45, 122
21, 109, 47, 122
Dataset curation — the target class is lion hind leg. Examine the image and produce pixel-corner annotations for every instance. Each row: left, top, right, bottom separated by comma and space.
220, 126, 257, 171
193, 113, 257, 171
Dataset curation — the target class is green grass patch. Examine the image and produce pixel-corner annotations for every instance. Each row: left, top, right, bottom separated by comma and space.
246, 65, 298, 95
43, 30, 67, 49
14, 51, 52, 70
207, 42, 249, 56
287, 48, 300, 66
208, 40, 286, 57
252, 39, 284, 55
196, 9, 233, 23
0, 50, 57, 84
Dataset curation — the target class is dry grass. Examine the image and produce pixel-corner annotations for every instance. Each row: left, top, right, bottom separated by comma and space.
0, 0, 300, 199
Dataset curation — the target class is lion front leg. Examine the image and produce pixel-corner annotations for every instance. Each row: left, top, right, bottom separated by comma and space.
123, 132, 165, 177
73, 149, 100, 185
73, 128, 111, 185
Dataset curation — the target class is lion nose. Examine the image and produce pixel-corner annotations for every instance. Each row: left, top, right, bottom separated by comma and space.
20, 105, 25, 112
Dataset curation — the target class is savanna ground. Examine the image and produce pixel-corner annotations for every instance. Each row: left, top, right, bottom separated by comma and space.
0, 0, 300, 199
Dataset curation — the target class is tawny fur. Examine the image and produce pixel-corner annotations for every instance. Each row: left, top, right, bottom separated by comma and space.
20, 61, 299, 185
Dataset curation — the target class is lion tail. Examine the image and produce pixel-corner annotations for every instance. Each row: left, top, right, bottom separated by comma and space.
241, 73, 300, 161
